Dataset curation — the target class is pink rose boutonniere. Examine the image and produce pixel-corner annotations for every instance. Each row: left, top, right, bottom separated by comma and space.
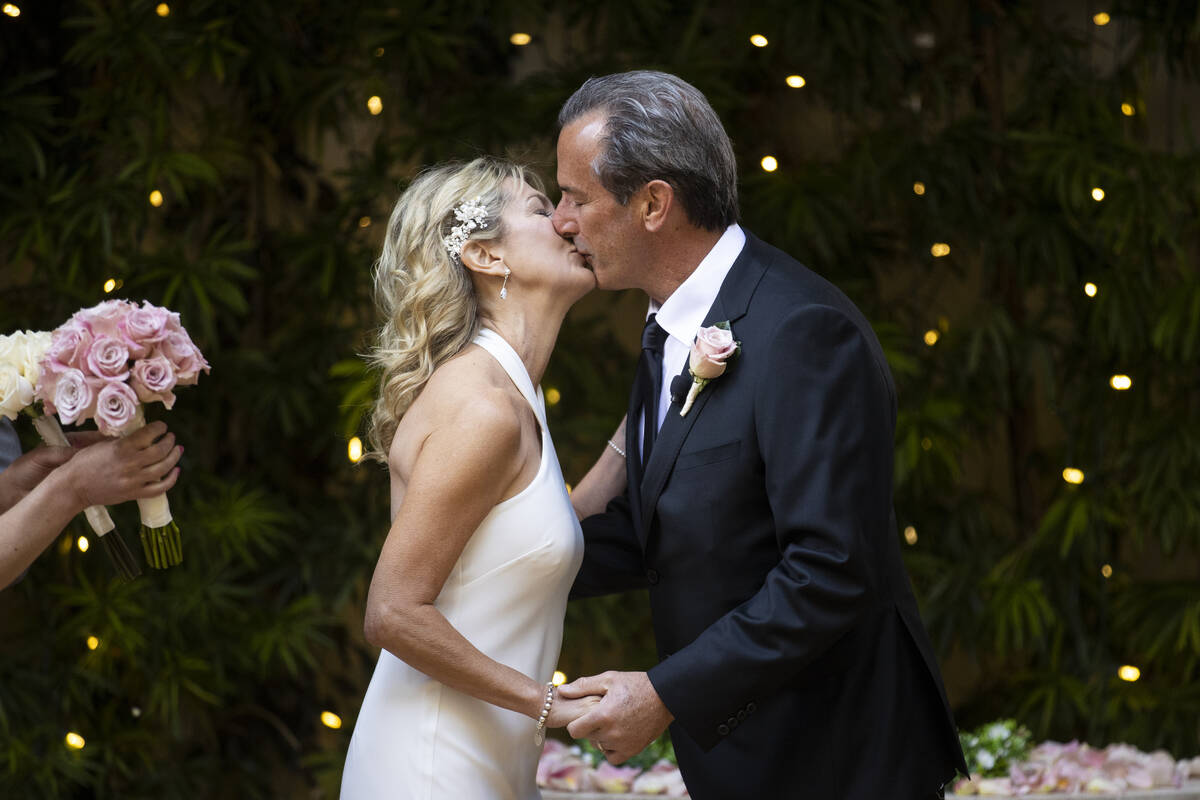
680, 321, 740, 416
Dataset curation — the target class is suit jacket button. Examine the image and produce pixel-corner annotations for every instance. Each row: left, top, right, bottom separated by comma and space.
736, 710, 746, 722
718, 724, 730, 736
646, 568, 660, 585
746, 702, 757, 714
726, 716, 738, 729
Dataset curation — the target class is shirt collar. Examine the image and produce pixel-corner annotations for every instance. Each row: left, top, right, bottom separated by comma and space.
649, 224, 746, 347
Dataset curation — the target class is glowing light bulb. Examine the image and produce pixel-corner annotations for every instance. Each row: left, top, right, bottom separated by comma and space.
552, 671, 567, 686
1092, 187, 1105, 201
750, 34, 768, 47
785, 75, 806, 88
923, 330, 939, 346
131, 706, 142, 718
86, 636, 100, 650
103, 279, 117, 293
510, 32, 531, 46
1117, 665, 1140, 682
148, 190, 163, 207
156, 3, 169, 16
921, 437, 933, 451
320, 711, 342, 729
347, 437, 363, 463
77, 536, 89, 552
913, 181, 926, 196
1101, 564, 1113, 578
1110, 374, 1131, 390
1084, 282, 1098, 297
1121, 102, 1134, 116
930, 243, 950, 257
760, 156, 778, 172
65, 732, 85, 750
374, 47, 385, 57
545, 387, 561, 406
903, 526, 918, 545
1062, 468, 1085, 485
1093, 12, 1111, 26
2, 4, 19, 17
358, 216, 371, 228
367, 96, 383, 115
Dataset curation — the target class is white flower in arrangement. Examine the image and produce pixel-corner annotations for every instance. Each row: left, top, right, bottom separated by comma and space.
976, 749, 996, 770
0, 364, 34, 421
985, 723, 1010, 741
0, 330, 52, 420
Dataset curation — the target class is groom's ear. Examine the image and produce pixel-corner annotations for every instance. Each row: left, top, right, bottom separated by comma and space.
640, 180, 674, 233
459, 239, 506, 277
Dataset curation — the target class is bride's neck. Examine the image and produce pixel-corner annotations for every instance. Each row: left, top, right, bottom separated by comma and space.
477, 300, 566, 387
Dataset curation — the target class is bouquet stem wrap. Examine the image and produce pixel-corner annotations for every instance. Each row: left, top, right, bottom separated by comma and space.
123, 407, 180, 569
30, 412, 141, 579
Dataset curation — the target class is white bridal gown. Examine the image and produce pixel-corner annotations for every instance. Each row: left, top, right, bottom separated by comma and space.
341, 328, 584, 800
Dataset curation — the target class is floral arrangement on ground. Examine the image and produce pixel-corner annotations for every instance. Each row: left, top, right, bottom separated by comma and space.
538, 736, 687, 796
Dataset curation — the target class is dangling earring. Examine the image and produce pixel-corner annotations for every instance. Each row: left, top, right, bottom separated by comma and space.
500, 267, 511, 300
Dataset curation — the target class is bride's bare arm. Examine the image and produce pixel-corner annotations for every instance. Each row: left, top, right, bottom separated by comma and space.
569, 416, 627, 520
364, 386, 555, 722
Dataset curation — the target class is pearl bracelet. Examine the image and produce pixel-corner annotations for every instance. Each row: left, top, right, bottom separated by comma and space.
606, 439, 626, 459
534, 682, 556, 745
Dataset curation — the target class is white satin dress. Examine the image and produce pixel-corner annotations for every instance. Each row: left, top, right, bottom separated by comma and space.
340, 328, 584, 800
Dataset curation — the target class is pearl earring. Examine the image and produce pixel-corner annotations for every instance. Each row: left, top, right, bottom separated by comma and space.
500, 267, 510, 299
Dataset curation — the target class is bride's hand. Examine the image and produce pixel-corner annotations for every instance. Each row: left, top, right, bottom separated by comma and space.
546, 692, 603, 729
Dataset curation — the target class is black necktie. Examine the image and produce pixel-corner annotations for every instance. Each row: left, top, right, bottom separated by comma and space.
638, 314, 668, 465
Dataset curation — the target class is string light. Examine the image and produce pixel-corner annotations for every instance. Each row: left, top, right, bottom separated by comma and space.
923, 330, 939, 346
358, 216, 371, 228
1117, 665, 1140, 682
86, 636, 100, 651
750, 34, 768, 47
930, 243, 950, 257
1062, 468, 1085, 485
103, 279, 117, 293
149, 190, 164, 207
545, 388, 561, 406
320, 711, 342, 729
77, 536, 89, 552
156, 3, 169, 16
1091, 187, 1105, 202
58, 535, 73, 555
509, 32, 531, 46
347, 437, 363, 463
1121, 102, 1134, 117
760, 156, 778, 172
903, 526, 918, 545
1110, 374, 1131, 390
1101, 564, 1113, 578
65, 732, 85, 750
366, 96, 383, 115
552, 671, 567, 686
913, 181, 926, 195
374, 47, 385, 57
785, 75, 806, 88
921, 437, 933, 451
1084, 282, 1098, 297
565, 483, 572, 494
131, 706, 142, 718
1093, 12, 1111, 26
2, 4, 19, 17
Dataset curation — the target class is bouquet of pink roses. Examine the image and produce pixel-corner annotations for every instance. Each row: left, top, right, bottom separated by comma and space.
36, 299, 209, 569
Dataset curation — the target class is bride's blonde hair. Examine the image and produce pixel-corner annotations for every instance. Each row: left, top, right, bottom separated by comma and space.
366, 157, 543, 461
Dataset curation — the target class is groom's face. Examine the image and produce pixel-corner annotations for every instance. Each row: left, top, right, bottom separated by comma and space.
553, 111, 646, 292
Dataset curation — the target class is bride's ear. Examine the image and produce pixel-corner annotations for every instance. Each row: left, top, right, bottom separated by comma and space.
459, 239, 506, 278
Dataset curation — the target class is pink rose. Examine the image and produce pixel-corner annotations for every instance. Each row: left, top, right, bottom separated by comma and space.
688, 325, 737, 380
131, 355, 178, 409
159, 330, 209, 385
51, 368, 97, 425
95, 380, 139, 434
77, 299, 135, 338
85, 335, 131, 381
43, 318, 94, 374
120, 301, 173, 357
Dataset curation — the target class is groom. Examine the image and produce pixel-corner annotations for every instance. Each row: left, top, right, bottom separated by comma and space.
553, 71, 968, 799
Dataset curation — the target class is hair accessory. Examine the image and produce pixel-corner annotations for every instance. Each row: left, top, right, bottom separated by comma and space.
443, 196, 489, 261
500, 267, 511, 299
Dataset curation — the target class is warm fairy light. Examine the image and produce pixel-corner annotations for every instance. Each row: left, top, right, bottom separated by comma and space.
1084, 282, 1098, 297
156, 3, 169, 16
86, 636, 100, 651
1092, 187, 1105, 201
1110, 374, 1131, 390
65, 732, 85, 750
1118, 665, 1140, 682
366, 96, 383, 115
1121, 102, 1135, 116
903, 526, 918, 545
545, 387, 561, 406
374, 47, 384, 57
148, 190, 163, 207
760, 156, 778, 172
130, 706, 142, 718
103, 279, 117, 293
785, 75, 806, 88
77, 536, 89, 552
1093, 12, 1111, 26
921, 437, 933, 451
347, 437, 363, 463
923, 330, 939, 346
552, 671, 567, 686
913, 181, 926, 195
1062, 468, 1085, 485
930, 242, 950, 257
358, 216, 371, 228
509, 32, 531, 46
1101, 564, 1113, 578
320, 711, 342, 729
2, 4, 19, 17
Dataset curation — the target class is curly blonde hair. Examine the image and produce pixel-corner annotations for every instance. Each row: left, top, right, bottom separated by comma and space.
365, 157, 543, 461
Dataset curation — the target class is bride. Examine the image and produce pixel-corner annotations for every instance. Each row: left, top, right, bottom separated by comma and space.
341, 158, 625, 799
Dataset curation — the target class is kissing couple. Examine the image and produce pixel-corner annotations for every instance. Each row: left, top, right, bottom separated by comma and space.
339, 70, 968, 800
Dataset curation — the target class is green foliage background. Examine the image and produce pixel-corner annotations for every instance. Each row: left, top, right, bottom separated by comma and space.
2, 0, 1200, 796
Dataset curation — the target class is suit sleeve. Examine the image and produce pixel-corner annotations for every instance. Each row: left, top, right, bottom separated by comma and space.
647, 304, 895, 750
572, 490, 648, 599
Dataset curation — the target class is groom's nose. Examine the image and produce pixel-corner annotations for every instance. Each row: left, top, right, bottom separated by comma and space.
551, 199, 578, 237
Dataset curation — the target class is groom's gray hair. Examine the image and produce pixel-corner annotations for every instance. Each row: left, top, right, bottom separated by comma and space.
558, 71, 738, 232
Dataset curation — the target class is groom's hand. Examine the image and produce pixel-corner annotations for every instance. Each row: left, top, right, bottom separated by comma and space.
560, 671, 673, 764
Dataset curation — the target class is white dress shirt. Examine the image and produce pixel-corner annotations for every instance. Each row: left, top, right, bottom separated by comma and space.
639, 224, 746, 459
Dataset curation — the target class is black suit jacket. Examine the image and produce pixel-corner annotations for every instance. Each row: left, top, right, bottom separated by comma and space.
575, 233, 968, 800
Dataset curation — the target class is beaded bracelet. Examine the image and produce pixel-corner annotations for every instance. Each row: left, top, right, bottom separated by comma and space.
606, 439, 626, 459
534, 682, 556, 745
